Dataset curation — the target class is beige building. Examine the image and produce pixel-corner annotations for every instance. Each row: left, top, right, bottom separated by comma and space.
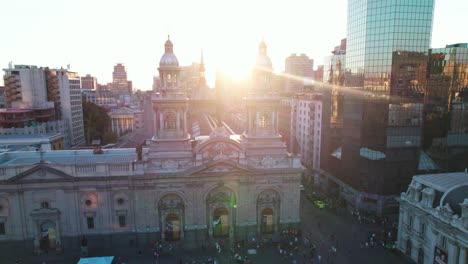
0, 39, 303, 254
398, 172, 467, 264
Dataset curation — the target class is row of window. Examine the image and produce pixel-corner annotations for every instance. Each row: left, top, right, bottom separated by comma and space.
86, 215, 126, 229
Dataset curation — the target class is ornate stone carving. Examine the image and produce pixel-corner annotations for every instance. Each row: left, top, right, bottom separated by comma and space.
162, 160, 179, 171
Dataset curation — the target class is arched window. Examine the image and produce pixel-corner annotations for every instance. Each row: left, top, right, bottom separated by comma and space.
173, 74, 177, 84
167, 74, 172, 83
259, 113, 269, 128
164, 113, 176, 130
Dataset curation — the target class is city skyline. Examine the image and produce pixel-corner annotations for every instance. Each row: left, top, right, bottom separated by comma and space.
1, 0, 467, 90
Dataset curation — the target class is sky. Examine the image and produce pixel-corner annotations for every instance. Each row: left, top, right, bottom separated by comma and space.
0, 0, 467, 90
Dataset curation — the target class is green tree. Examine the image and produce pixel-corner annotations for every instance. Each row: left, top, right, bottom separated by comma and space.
82, 100, 112, 145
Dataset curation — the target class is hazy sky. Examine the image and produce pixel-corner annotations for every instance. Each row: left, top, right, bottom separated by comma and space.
1, 0, 467, 90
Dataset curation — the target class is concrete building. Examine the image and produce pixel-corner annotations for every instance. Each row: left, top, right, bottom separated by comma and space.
0, 38, 303, 255
80, 74, 97, 91
111, 63, 131, 97
52, 69, 85, 147
285, 54, 314, 93
398, 172, 467, 264
294, 94, 323, 171
2, 65, 85, 148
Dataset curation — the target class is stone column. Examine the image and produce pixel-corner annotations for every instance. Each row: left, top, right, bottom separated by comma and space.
111, 118, 114, 134
55, 218, 62, 252
33, 221, 41, 254
159, 113, 163, 134
176, 111, 180, 131
447, 240, 459, 264
459, 247, 466, 264
208, 206, 213, 238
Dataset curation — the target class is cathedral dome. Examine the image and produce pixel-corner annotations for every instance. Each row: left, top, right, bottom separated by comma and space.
159, 36, 179, 67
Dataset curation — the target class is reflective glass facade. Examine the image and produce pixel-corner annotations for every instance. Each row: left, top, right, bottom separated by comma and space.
425, 45, 468, 171
346, 0, 434, 91
330, 0, 436, 213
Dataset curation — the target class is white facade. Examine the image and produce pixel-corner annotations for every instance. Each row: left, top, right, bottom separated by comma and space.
398, 172, 468, 264
54, 69, 85, 147
294, 94, 322, 170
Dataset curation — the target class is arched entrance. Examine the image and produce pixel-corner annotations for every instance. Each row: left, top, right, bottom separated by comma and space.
257, 189, 280, 235
206, 186, 236, 239
213, 208, 229, 237
158, 193, 185, 241
164, 213, 181, 241
40, 221, 56, 251
261, 208, 274, 234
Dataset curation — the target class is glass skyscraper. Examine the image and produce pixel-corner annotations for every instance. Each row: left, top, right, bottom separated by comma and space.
346, 0, 434, 91
327, 0, 436, 215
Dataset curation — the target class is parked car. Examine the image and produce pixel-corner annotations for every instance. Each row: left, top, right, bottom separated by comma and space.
314, 200, 326, 209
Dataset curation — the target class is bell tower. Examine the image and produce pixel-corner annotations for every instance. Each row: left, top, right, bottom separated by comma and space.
150, 36, 192, 160
242, 40, 287, 156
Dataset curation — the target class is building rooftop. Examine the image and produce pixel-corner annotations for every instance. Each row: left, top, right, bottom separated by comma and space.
413, 171, 468, 193
0, 149, 137, 166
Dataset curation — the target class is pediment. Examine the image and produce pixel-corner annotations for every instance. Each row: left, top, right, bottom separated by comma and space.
7, 163, 75, 183
187, 160, 252, 175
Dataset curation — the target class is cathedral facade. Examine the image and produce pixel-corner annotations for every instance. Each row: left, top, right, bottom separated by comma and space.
0, 38, 303, 253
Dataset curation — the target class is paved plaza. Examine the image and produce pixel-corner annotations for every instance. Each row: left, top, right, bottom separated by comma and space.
0, 187, 411, 264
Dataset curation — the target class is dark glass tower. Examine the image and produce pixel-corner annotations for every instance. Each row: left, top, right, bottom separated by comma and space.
425, 44, 468, 171
331, 0, 435, 215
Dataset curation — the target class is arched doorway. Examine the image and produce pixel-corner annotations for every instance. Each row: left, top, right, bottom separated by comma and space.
257, 189, 280, 235
206, 186, 236, 239
164, 213, 181, 241
40, 221, 56, 251
261, 208, 274, 234
158, 193, 185, 241
213, 208, 229, 237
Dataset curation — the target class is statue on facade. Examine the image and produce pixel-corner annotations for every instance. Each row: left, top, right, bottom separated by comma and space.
136, 143, 143, 161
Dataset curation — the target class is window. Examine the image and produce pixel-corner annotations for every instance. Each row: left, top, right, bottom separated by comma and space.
259, 113, 269, 128
420, 223, 425, 237
441, 236, 447, 249
85, 199, 92, 207
86, 217, 94, 229
164, 113, 176, 130
118, 215, 126, 227
0, 222, 5, 235
408, 215, 413, 229
41, 201, 49, 209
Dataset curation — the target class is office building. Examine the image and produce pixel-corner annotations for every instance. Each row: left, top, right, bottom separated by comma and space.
322, 0, 435, 214
81, 74, 98, 91
424, 43, 468, 171
285, 54, 314, 93
111, 63, 131, 97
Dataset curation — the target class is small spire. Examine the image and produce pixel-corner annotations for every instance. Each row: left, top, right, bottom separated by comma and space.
168, 35, 170, 40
